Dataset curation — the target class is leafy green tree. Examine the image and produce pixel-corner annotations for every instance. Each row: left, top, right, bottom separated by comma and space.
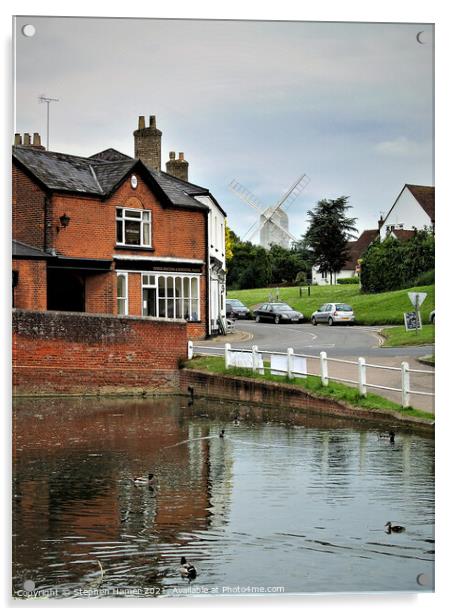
268, 244, 310, 285
226, 238, 272, 290
304, 196, 358, 284
361, 229, 434, 293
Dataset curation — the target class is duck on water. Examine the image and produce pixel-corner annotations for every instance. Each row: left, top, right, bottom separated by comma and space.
179, 557, 197, 581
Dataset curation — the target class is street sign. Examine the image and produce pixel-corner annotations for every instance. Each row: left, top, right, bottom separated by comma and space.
408, 292, 427, 307
404, 311, 422, 331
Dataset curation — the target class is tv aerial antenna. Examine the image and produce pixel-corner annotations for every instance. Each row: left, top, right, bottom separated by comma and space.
228, 174, 310, 248
38, 95, 59, 150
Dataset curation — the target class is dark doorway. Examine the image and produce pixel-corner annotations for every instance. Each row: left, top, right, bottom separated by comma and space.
47, 269, 85, 312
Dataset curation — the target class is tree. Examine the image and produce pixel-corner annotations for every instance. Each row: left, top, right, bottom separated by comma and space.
225, 222, 234, 261
226, 238, 272, 290
268, 244, 311, 285
304, 196, 358, 284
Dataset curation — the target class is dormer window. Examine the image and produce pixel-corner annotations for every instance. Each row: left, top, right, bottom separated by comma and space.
116, 207, 151, 247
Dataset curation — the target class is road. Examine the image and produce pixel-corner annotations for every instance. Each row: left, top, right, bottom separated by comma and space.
194, 320, 435, 413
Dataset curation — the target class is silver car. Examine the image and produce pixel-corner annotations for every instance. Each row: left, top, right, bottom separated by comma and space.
311, 303, 355, 326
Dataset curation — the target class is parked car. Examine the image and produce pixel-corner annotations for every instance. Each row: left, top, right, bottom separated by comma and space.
429, 309, 435, 324
254, 302, 304, 324
311, 303, 355, 326
226, 299, 250, 319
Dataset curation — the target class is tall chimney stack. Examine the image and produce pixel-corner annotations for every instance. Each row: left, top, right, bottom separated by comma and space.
166, 150, 189, 182
133, 115, 162, 171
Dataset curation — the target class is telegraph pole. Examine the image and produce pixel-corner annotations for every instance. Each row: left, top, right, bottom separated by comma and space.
38, 95, 59, 150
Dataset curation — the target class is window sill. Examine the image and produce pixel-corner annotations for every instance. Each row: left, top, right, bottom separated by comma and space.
115, 245, 154, 252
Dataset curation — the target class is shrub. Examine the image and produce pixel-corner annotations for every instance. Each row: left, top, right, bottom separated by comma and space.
337, 277, 359, 284
412, 269, 435, 287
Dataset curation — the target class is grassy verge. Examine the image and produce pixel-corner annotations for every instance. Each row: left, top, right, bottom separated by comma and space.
186, 355, 433, 421
380, 324, 435, 347
228, 284, 434, 326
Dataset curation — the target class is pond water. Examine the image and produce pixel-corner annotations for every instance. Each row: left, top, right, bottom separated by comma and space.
12, 396, 434, 599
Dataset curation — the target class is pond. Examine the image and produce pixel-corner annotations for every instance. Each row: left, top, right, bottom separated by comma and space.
12, 396, 434, 598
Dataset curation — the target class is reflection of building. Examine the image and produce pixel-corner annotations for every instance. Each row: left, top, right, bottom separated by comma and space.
13, 398, 233, 586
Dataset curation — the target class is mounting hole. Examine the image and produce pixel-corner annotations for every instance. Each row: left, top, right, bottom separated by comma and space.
22, 24, 36, 38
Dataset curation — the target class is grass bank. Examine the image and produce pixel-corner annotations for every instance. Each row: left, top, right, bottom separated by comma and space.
380, 324, 435, 347
186, 356, 433, 421
228, 284, 434, 326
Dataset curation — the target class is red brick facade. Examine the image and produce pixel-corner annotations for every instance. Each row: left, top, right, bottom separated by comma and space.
12, 259, 47, 311
12, 159, 209, 339
13, 310, 188, 396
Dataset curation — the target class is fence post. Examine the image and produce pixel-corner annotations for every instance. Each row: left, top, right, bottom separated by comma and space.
287, 347, 294, 379
225, 343, 231, 369
187, 340, 193, 360
320, 351, 329, 386
251, 345, 259, 373
358, 357, 367, 396
401, 361, 410, 408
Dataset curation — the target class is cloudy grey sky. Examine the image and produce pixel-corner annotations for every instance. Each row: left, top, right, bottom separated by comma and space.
14, 16, 434, 239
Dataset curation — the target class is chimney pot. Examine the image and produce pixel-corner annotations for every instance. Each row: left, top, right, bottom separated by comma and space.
14, 133, 22, 145
33, 132, 41, 146
23, 133, 31, 145
169, 151, 175, 160
149, 115, 156, 127
138, 115, 145, 130
178, 152, 184, 161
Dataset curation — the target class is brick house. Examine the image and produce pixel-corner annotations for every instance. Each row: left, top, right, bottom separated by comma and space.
12, 116, 227, 340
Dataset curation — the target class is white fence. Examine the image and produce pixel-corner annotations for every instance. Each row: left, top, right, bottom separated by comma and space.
187, 341, 434, 409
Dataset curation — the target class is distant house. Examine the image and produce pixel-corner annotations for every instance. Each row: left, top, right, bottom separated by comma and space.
379, 184, 435, 240
12, 116, 227, 339
311, 229, 379, 285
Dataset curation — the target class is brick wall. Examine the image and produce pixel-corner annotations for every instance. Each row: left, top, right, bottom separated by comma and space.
85, 271, 116, 314
13, 310, 189, 396
12, 259, 47, 310
12, 166, 48, 250
180, 369, 435, 432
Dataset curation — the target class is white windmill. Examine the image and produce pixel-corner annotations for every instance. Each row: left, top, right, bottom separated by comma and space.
228, 174, 310, 249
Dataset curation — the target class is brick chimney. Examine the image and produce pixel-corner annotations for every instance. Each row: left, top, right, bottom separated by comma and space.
378, 214, 385, 230
133, 115, 162, 171
166, 151, 189, 182
13, 132, 45, 150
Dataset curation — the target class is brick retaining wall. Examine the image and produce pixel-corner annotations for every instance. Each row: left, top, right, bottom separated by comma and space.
13, 310, 188, 396
180, 369, 434, 433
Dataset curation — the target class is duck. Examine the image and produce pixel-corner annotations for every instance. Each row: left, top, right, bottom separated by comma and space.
179, 556, 197, 580
132, 473, 155, 486
385, 521, 406, 533
389, 431, 395, 444
219, 429, 225, 438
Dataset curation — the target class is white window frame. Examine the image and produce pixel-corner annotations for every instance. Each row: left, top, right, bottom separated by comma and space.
116, 207, 152, 247
141, 272, 200, 322
117, 272, 128, 316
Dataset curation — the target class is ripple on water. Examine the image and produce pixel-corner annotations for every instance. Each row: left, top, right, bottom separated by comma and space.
12, 398, 434, 597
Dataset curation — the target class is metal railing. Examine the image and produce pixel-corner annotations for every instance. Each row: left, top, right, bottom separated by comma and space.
187, 341, 434, 409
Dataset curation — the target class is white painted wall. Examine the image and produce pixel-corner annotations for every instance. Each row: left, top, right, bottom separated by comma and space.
380, 187, 432, 240
195, 195, 227, 334
311, 267, 356, 285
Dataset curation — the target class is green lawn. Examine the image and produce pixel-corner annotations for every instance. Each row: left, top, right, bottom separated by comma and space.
380, 324, 435, 347
228, 284, 435, 326
186, 355, 433, 421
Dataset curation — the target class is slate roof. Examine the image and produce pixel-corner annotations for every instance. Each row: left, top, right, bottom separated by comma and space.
12, 239, 50, 259
406, 185, 435, 220
343, 229, 379, 270
12, 146, 211, 211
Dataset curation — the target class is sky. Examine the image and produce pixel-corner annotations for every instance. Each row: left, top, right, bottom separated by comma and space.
14, 16, 434, 240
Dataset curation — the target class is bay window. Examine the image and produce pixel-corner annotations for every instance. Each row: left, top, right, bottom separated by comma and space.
142, 273, 200, 321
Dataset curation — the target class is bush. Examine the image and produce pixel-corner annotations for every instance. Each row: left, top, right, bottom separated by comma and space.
411, 269, 435, 287
361, 231, 434, 293
337, 277, 359, 284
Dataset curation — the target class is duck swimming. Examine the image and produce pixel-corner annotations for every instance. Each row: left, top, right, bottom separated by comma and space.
219, 429, 225, 438
179, 556, 197, 580
385, 521, 406, 533
132, 473, 155, 486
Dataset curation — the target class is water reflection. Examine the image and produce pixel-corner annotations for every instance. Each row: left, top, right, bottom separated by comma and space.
13, 397, 434, 598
